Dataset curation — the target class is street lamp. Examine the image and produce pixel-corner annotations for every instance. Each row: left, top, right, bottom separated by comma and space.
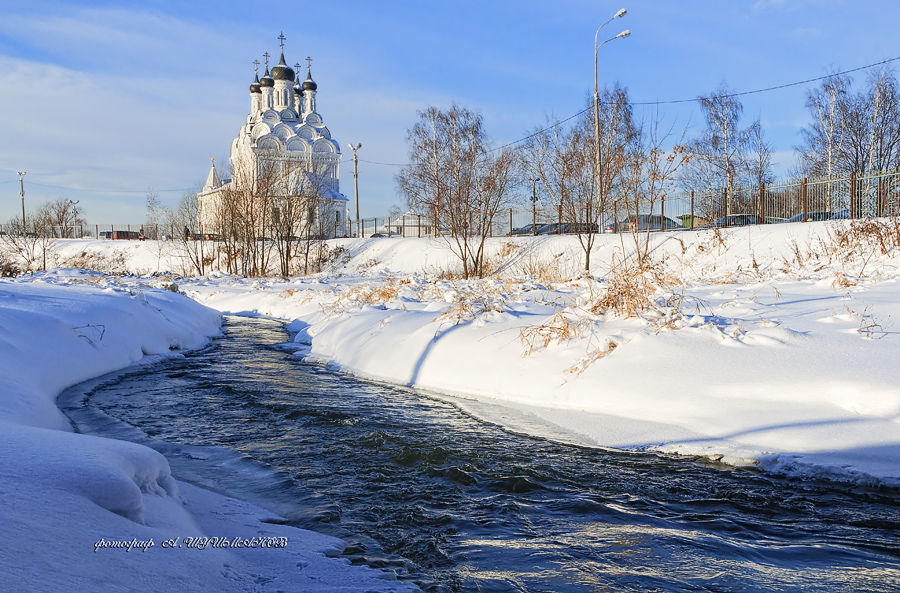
594, 9, 629, 227
66, 199, 80, 238
17, 171, 26, 232
348, 143, 362, 237
530, 178, 540, 236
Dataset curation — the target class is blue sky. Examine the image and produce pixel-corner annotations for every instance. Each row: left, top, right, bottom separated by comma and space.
0, 0, 896, 225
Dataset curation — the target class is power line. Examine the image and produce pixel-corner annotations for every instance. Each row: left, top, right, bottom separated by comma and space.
25, 182, 192, 194
7, 54, 898, 191
493, 55, 900, 153
632, 54, 900, 106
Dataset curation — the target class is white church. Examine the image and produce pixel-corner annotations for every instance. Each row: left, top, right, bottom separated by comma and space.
198, 35, 348, 238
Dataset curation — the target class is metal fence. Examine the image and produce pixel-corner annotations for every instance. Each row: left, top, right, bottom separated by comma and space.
3, 170, 897, 241
634, 169, 900, 230
352, 169, 900, 237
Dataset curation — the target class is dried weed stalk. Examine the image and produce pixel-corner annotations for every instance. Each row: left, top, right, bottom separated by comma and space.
519, 310, 585, 355
433, 284, 508, 325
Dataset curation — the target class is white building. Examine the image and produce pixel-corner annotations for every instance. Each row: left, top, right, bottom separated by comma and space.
199, 39, 348, 238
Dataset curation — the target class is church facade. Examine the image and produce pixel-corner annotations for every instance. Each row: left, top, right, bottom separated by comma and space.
198, 38, 347, 239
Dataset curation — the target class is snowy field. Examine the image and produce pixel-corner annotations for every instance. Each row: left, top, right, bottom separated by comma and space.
2, 218, 900, 589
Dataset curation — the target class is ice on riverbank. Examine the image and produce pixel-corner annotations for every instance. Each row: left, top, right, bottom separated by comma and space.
0, 274, 419, 592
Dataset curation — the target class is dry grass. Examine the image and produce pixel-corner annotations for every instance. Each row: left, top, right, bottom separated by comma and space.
320, 278, 402, 316
57, 250, 129, 274
588, 258, 660, 318
433, 284, 508, 325
566, 340, 619, 375
519, 310, 585, 356
518, 257, 688, 373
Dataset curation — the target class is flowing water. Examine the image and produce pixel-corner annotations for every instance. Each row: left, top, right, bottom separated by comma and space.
60, 317, 900, 592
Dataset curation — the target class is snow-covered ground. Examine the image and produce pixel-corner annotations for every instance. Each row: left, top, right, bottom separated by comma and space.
0, 272, 418, 592
3, 218, 900, 589
174, 221, 900, 487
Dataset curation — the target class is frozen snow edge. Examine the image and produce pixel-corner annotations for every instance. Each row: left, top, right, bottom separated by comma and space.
299, 348, 900, 491
0, 277, 419, 592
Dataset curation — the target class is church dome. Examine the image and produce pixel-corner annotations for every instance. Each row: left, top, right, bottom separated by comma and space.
270, 52, 294, 81
302, 71, 317, 91
250, 73, 261, 93
260, 67, 274, 88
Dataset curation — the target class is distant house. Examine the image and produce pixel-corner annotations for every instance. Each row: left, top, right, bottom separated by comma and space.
677, 214, 709, 228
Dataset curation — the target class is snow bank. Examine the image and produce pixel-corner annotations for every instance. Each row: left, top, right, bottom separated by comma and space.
173, 220, 900, 488
0, 272, 418, 592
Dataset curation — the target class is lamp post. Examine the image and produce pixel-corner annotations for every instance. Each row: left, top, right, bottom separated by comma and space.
530, 178, 540, 236
17, 171, 26, 232
348, 143, 362, 237
66, 199, 80, 238
594, 9, 629, 226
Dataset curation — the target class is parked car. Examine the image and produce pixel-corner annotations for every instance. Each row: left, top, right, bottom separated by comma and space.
613, 214, 686, 232
110, 230, 140, 240
535, 222, 599, 235
779, 211, 833, 223
507, 223, 548, 236
830, 210, 850, 220
699, 214, 762, 228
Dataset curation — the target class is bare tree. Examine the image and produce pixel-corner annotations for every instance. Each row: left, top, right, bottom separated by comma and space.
35, 198, 86, 238
691, 82, 749, 218
167, 189, 207, 276
744, 117, 775, 219
145, 189, 168, 240
521, 86, 634, 272
396, 104, 519, 278
617, 112, 691, 266
1, 211, 56, 272
796, 72, 850, 209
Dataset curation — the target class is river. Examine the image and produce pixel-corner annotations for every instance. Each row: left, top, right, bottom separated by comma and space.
59, 316, 900, 592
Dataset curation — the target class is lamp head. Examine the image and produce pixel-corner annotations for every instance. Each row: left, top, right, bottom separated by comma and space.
617, 29, 631, 39
615, 8, 626, 18
17, 171, 25, 176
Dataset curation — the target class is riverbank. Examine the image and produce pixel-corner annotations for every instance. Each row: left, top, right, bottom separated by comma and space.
0, 272, 419, 592
3, 218, 900, 591
175, 220, 900, 487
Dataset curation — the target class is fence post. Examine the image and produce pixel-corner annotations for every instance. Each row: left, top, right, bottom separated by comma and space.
557, 203, 562, 234
802, 178, 808, 221
850, 172, 856, 219
660, 194, 665, 231
723, 188, 728, 222
509, 208, 513, 236
690, 192, 694, 230
759, 183, 766, 223
418, 215, 422, 238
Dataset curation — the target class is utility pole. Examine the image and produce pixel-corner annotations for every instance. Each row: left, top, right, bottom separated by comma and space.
17, 171, 26, 232
594, 10, 629, 225
348, 143, 362, 237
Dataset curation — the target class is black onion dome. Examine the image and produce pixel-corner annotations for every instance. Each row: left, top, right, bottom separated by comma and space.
260, 66, 274, 88
250, 73, 261, 93
270, 52, 295, 81
302, 70, 317, 91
